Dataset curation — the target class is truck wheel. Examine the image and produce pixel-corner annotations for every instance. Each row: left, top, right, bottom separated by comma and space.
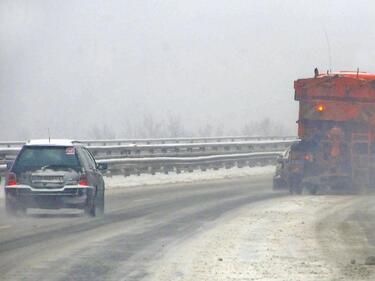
290, 181, 302, 195
295, 184, 303, 194
273, 178, 281, 190
308, 185, 318, 195
288, 185, 294, 194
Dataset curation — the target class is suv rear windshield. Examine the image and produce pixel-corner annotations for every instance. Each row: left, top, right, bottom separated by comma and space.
12, 146, 81, 173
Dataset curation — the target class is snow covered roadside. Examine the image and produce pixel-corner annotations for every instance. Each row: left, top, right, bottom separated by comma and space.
146, 195, 375, 281
104, 165, 275, 190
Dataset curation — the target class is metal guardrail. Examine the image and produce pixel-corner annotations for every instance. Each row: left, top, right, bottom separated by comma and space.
98, 152, 283, 176
0, 141, 25, 148
0, 137, 297, 177
0, 136, 296, 147
88, 140, 293, 159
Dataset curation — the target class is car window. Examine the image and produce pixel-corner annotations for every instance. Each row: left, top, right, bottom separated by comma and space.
80, 148, 96, 170
84, 149, 97, 168
76, 147, 91, 170
12, 146, 80, 173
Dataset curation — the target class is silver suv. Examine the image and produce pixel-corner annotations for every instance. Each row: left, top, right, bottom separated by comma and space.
5, 139, 107, 217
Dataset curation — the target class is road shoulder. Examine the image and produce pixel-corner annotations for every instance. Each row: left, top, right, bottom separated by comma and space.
146, 195, 375, 281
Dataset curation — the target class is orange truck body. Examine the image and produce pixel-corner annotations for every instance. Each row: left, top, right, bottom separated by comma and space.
295, 72, 375, 138
293, 71, 375, 191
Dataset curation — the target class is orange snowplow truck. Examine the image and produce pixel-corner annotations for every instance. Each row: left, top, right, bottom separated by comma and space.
292, 70, 375, 194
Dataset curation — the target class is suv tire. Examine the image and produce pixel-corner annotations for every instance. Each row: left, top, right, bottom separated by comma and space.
84, 189, 104, 217
95, 189, 105, 216
84, 191, 96, 217
5, 195, 26, 216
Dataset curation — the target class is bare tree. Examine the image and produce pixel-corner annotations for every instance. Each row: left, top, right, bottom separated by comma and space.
199, 124, 213, 137
166, 113, 185, 137
215, 124, 225, 136
141, 114, 164, 138
88, 124, 116, 139
120, 120, 139, 139
242, 118, 289, 136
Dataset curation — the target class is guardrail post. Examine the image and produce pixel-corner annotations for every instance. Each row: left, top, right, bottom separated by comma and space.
148, 166, 156, 175
122, 168, 130, 177
163, 166, 170, 175
237, 161, 245, 168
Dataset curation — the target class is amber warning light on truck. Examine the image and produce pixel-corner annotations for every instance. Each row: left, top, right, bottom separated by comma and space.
316, 104, 325, 112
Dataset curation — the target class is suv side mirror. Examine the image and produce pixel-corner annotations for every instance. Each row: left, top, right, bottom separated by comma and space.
97, 163, 108, 171
6, 160, 14, 170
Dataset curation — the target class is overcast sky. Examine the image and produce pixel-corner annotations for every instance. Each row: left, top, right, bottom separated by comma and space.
1, 0, 375, 140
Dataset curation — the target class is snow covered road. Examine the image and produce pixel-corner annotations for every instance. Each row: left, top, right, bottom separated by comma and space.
148, 195, 375, 281
1, 172, 375, 280
0, 175, 282, 280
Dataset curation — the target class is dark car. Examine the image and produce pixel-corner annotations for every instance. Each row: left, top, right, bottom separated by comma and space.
4, 139, 107, 217
273, 140, 318, 194
273, 147, 291, 191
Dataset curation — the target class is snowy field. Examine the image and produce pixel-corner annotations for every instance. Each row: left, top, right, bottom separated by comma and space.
0, 166, 276, 198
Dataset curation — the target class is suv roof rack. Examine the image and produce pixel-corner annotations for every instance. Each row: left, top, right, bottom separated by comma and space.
26, 139, 81, 146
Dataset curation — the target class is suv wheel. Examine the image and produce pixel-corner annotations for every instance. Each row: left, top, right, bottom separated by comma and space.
5, 195, 26, 216
95, 189, 105, 216
84, 189, 104, 217
84, 193, 96, 217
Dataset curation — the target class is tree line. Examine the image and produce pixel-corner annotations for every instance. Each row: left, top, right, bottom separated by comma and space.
88, 114, 291, 139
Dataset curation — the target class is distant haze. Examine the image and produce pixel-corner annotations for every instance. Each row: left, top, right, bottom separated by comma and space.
1, 0, 375, 140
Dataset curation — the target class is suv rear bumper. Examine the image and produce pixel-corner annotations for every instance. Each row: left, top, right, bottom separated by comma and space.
5, 185, 95, 209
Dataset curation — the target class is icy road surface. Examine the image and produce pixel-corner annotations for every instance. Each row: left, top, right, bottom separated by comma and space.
1, 175, 375, 280
148, 195, 375, 281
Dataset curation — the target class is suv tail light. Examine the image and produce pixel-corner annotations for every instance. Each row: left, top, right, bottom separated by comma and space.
6, 172, 17, 186
304, 153, 313, 162
79, 174, 89, 186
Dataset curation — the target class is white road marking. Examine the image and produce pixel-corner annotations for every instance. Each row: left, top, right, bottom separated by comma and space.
133, 198, 151, 203
0, 225, 11, 230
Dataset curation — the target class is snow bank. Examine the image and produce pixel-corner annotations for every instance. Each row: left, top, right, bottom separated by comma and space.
105, 165, 275, 189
